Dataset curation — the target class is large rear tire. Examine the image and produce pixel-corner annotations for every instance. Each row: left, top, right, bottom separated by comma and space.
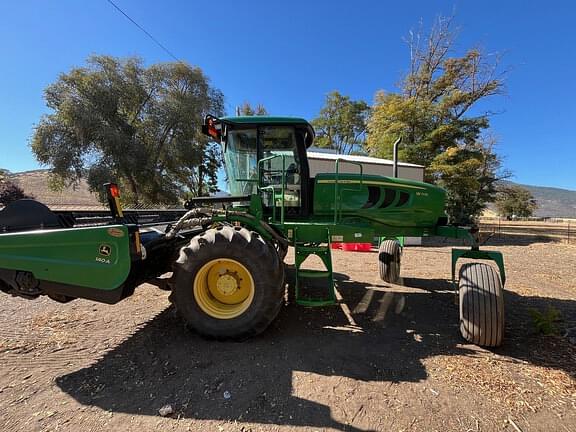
171, 225, 284, 340
459, 262, 504, 347
378, 240, 402, 283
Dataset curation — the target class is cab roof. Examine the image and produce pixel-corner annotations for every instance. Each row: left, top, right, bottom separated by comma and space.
220, 116, 312, 126
219, 116, 315, 146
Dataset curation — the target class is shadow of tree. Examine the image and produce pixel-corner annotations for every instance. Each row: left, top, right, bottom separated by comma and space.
56, 268, 575, 430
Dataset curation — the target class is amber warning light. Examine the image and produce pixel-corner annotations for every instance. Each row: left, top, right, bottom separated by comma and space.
202, 116, 222, 141
109, 183, 120, 198
207, 119, 220, 139
104, 183, 124, 219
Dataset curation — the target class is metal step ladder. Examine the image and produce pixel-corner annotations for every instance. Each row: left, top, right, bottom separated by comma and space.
294, 228, 336, 306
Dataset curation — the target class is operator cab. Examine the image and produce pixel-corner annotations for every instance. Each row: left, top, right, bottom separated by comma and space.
202, 115, 314, 217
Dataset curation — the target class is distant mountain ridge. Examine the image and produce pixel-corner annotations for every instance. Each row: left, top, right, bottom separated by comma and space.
501, 180, 576, 218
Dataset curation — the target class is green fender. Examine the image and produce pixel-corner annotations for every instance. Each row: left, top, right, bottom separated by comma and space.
451, 248, 506, 288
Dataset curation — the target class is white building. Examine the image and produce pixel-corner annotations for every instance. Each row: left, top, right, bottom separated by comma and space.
307, 151, 424, 182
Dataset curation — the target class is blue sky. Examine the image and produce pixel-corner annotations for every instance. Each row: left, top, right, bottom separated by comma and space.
0, 0, 574, 190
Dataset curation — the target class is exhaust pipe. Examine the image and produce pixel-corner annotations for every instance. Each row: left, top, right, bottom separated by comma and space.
392, 136, 402, 178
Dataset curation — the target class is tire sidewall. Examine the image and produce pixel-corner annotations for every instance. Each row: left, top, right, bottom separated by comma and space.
172, 226, 283, 339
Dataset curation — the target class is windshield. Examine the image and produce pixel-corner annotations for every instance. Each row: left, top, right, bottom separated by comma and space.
223, 129, 258, 196
223, 126, 302, 210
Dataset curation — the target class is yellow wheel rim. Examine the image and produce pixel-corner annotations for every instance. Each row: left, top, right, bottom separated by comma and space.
193, 258, 255, 319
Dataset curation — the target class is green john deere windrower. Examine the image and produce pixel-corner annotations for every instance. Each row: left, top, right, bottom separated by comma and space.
0, 115, 506, 347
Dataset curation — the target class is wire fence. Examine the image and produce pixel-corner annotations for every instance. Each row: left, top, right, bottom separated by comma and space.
479, 218, 575, 245
1, 201, 187, 213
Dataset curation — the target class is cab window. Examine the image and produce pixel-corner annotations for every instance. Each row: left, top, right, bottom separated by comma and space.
223, 128, 258, 196
259, 127, 301, 209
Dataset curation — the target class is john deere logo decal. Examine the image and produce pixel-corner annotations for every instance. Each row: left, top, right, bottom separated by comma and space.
99, 244, 111, 257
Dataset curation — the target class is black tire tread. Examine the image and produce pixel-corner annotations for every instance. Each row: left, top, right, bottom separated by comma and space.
378, 240, 402, 283
459, 262, 504, 347
170, 225, 284, 340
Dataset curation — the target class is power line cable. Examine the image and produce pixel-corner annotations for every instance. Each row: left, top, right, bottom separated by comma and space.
105, 0, 180, 62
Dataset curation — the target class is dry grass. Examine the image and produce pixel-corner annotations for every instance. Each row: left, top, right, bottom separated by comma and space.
480, 218, 575, 244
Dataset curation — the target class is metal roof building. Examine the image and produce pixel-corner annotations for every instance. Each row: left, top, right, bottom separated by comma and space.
307, 151, 425, 182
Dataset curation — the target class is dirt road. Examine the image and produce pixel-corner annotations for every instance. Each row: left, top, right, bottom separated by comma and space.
1, 237, 574, 431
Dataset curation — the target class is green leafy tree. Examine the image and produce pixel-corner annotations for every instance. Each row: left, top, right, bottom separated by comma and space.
312, 91, 370, 154
0, 170, 32, 206
429, 137, 507, 224
495, 184, 537, 218
0, 169, 8, 183
31, 55, 224, 205
366, 16, 508, 223
239, 102, 268, 116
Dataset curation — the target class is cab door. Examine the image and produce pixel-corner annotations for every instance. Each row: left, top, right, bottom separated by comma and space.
258, 126, 310, 217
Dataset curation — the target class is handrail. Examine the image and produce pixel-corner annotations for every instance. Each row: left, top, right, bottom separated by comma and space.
259, 185, 278, 222
258, 154, 286, 224
334, 158, 364, 223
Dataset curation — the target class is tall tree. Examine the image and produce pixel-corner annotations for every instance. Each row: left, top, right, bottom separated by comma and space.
366, 16, 508, 223
239, 102, 268, 116
429, 136, 507, 224
0, 170, 31, 206
31, 55, 224, 205
0, 169, 8, 184
312, 91, 370, 154
495, 185, 537, 218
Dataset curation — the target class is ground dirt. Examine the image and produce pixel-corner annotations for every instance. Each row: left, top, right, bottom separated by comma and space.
0, 236, 575, 432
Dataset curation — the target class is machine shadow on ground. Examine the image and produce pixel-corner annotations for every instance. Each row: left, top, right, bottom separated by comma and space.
56, 268, 575, 431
